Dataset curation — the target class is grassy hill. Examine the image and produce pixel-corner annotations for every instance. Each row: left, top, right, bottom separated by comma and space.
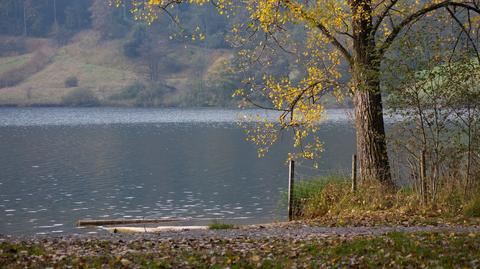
0, 31, 234, 107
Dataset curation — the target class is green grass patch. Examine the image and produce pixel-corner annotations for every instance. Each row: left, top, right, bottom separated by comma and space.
464, 195, 480, 217
208, 223, 236, 230
313, 232, 477, 268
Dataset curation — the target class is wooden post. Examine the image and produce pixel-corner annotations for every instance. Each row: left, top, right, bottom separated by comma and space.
288, 160, 295, 221
420, 149, 427, 205
351, 154, 357, 192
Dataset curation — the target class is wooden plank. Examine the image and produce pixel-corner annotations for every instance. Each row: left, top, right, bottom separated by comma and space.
104, 226, 209, 233
76, 218, 186, 227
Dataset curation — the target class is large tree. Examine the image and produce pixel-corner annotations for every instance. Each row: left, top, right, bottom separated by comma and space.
130, 0, 480, 185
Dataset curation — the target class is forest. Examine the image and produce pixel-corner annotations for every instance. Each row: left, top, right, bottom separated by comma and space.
0, 0, 265, 107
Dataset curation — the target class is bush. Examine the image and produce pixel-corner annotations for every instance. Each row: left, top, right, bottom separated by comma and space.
109, 81, 174, 107
64, 76, 79, 88
62, 88, 100, 107
109, 81, 146, 100
135, 82, 174, 107
464, 194, 480, 217
51, 25, 74, 45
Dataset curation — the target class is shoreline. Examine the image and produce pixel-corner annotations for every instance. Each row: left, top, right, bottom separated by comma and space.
2, 223, 480, 268
2, 221, 480, 240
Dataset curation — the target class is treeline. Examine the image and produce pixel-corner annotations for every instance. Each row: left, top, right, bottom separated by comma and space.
0, 0, 91, 38
0, 1, 328, 108
0, 0, 243, 106
0, 0, 230, 47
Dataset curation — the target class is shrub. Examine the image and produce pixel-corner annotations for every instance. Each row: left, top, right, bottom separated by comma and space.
51, 26, 74, 45
109, 81, 174, 107
62, 88, 100, 107
464, 194, 480, 217
109, 81, 146, 100
134, 82, 173, 107
64, 76, 79, 88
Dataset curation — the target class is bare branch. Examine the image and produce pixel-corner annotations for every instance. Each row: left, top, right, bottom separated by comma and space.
372, 0, 400, 37
378, 1, 480, 57
287, 2, 354, 66
446, 6, 480, 63
315, 23, 354, 66
243, 95, 290, 112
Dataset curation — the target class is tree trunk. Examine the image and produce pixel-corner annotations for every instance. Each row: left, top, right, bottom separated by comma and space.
352, 0, 393, 185
53, 0, 57, 26
23, 0, 27, 36
353, 85, 392, 184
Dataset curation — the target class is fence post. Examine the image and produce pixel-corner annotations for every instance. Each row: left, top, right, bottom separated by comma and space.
420, 149, 427, 205
288, 160, 295, 221
351, 154, 357, 192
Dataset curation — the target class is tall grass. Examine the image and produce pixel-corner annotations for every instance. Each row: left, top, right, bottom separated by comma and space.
287, 174, 480, 220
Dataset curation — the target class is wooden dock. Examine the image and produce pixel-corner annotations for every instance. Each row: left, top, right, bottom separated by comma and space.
76, 218, 188, 227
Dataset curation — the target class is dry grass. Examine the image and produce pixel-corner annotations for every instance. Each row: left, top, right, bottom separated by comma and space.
290, 174, 480, 225
0, 31, 233, 106
0, 31, 141, 105
0, 53, 33, 73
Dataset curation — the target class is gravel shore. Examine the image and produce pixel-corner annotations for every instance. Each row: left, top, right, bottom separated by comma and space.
2, 223, 480, 242
2, 224, 480, 268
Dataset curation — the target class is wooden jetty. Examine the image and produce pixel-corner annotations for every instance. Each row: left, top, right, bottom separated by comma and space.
76, 218, 188, 227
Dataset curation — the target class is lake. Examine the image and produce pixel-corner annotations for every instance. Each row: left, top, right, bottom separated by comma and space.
0, 107, 355, 235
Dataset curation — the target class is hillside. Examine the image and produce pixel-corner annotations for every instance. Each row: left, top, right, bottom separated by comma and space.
0, 31, 235, 107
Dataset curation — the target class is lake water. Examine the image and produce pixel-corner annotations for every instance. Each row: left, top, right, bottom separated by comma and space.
0, 108, 355, 235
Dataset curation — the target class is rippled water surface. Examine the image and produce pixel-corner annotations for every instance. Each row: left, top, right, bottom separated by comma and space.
0, 108, 355, 235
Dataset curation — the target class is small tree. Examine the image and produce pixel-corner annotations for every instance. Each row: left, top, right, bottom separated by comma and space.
388, 56, 480, 201
62, 88, 100, 107
64, 76, 79, 88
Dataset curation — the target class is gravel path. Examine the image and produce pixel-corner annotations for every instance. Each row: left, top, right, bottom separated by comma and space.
127, 224, 480, 240
3, 224, 480, 242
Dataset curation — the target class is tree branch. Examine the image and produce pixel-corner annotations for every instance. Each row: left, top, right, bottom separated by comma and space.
446, 6, 480, 62
378, 1, 480, 57
314, 22, 354, 66
372, 0, 400, 37
287, 1, 354, 66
